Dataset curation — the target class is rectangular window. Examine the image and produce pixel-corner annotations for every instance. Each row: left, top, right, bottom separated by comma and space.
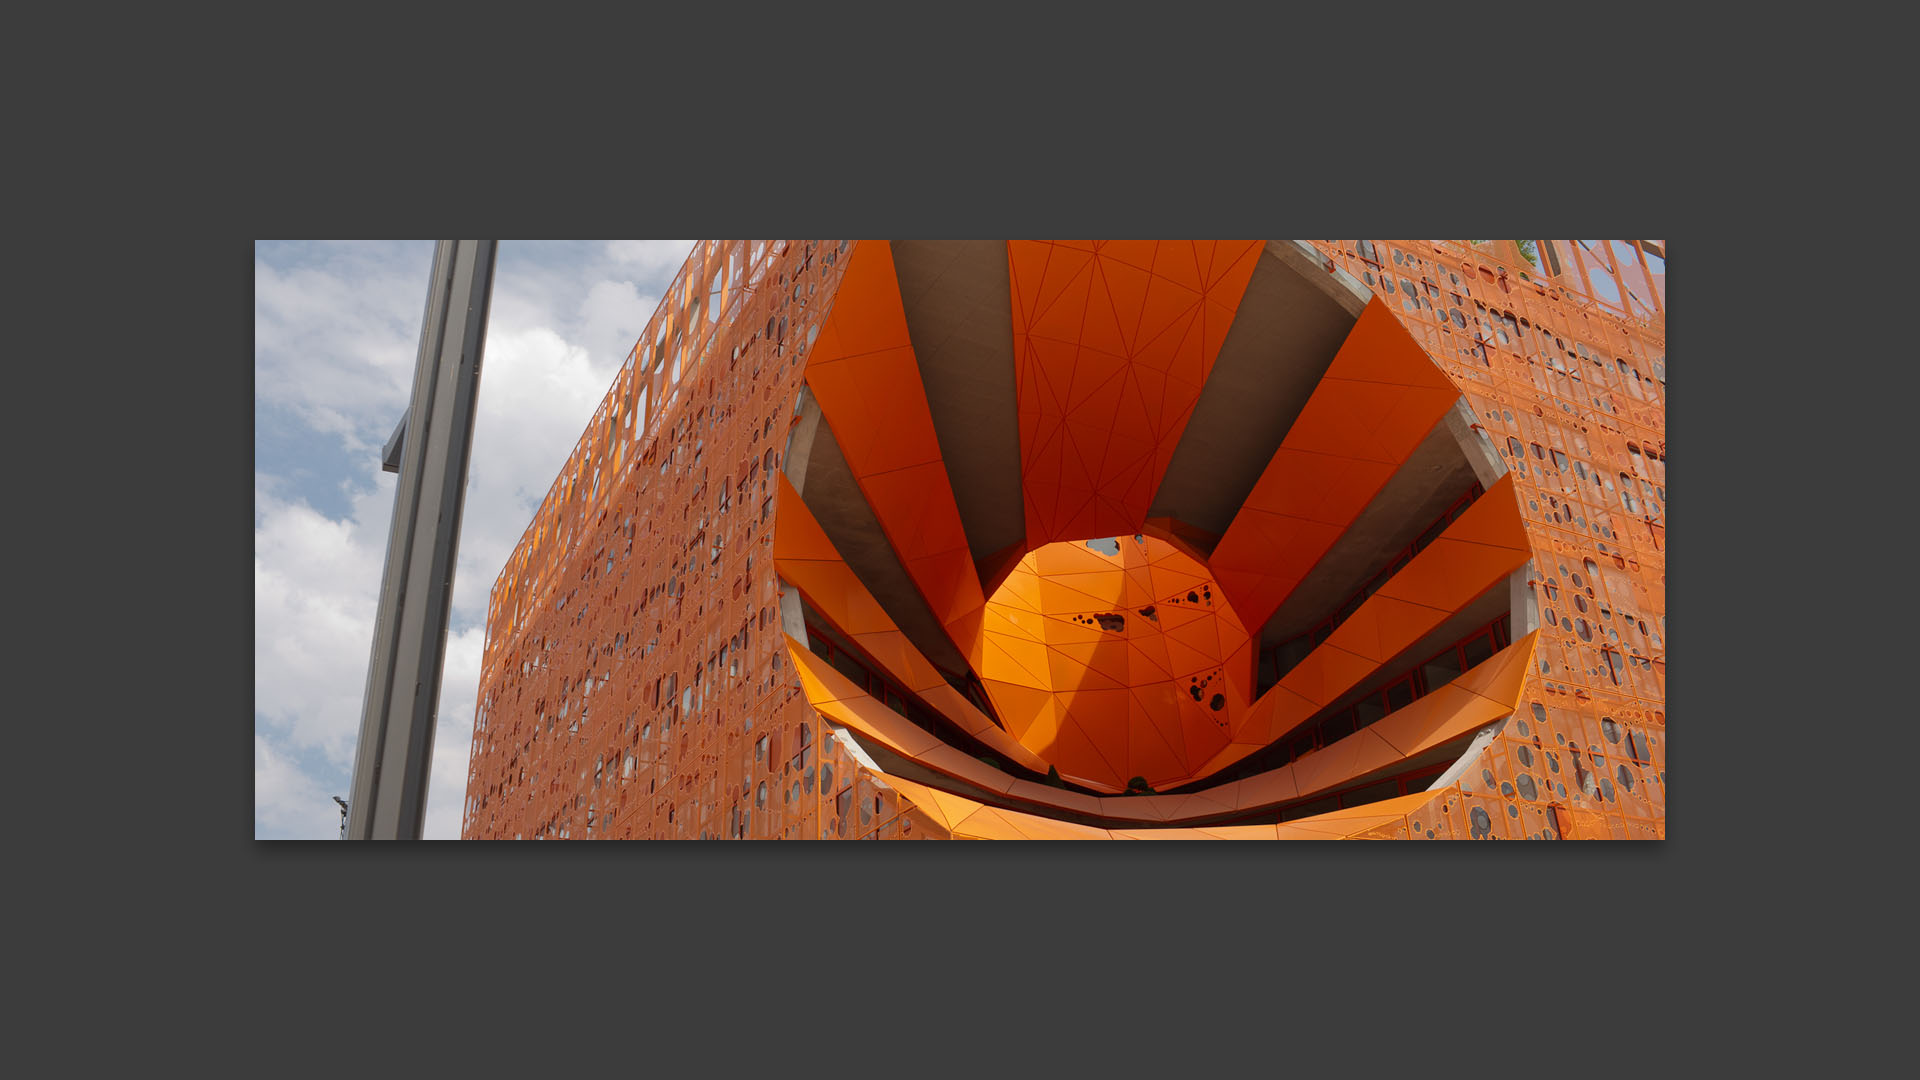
1282, 796, 1340, 822
1461, 632, 1496, 670
1287, 731, 1318, 762
1337, 592, 1364, 625
1421, 649, 1464, 692
828, 648, 866, 688
1397, 764, 1448, 795
1386, 678, 1415, 712
1339, 779, 1400, 809
1354, 697, 1387, 729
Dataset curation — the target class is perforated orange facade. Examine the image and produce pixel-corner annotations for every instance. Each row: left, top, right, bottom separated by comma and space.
462, 240, 1666, 840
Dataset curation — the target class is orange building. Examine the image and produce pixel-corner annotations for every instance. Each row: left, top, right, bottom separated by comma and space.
461, 240, 1666, 840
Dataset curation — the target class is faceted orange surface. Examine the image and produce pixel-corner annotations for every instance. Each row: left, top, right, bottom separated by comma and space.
978, 535, 1249, 792
1009, 240, 1264, 547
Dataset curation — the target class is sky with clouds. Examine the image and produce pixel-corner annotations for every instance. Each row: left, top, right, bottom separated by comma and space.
254, 239, 693, 839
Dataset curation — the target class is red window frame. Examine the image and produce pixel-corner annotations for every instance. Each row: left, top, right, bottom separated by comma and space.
1258, 482, 1486, 690
1278, 612, 1510, 769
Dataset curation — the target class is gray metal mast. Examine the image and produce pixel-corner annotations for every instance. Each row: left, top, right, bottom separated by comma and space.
346, 240, 498, 840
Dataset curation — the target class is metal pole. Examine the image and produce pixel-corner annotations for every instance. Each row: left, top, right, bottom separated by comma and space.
346, 240, 498, 839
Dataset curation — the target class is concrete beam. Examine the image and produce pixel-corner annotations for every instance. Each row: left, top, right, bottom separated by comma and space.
1442, 398, 1508, 488
1149, 241, 1369, 542
1268, 239, 1373, 319
891, 240, 1024, 569
1257, 416, 1482, 646
783, 397, 972, 679
1255, 397, 1515, 648
781, 386, 824, 498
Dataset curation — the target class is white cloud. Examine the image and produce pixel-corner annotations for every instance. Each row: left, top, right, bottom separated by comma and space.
253, 476, 388, 765
256, 732, 343, 840
422, 624, 486, 840
254, 244, 430, 451
579, 278, 655, 370
606, 239, 695, 276
451, 323, 623, 623
256, 240, 687, 839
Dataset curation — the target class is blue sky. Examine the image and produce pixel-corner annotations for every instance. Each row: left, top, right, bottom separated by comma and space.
254, 239, 694, 838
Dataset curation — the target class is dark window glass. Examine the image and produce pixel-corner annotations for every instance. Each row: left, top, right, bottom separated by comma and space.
828, 648, 866, 688
1422, 649, 1464, 691
1461, 633, 1495, 669
1341, 779, 1400, 808
1354, 698, 1387, 729
1386, 680, 1415, 711
1286, 797, 1340, 822
1337, 595, 1362, 624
